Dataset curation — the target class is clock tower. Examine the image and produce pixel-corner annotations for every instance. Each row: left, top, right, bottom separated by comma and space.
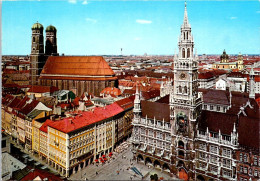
170, 2, 202, 179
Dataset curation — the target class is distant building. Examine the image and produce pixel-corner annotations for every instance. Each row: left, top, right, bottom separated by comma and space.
212, 50, 244, 71
215, 78, 227, 90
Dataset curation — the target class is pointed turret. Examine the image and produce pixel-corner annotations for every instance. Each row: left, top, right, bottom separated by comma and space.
182, 1, 191, 28
249, 65, 255, 99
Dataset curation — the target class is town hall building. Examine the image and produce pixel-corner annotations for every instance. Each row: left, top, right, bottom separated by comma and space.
131, 2, 260, 181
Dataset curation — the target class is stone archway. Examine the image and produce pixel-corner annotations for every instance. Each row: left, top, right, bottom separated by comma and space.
145, 157, 152, 165
154, 160, 161, 169
162, 163, 170, 172
177, 160, 185, 167
137, 154, 144, 162
196, 175, 205, 181
179, 168, 188, 181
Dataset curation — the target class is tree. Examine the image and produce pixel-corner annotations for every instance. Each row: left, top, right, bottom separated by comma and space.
154, 174, 158, 181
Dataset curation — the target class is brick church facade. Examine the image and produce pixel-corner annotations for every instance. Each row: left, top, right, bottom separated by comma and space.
29, 23, 117, 96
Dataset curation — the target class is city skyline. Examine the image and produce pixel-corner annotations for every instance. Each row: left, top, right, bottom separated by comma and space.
3, 0, 260, 55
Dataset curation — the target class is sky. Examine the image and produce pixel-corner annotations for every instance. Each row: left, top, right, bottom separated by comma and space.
2, 0, 260, 55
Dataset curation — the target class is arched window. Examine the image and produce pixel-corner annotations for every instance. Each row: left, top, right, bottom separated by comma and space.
178, 150, 184, 157
33, 37, 35, 42
182, 48, 185, 58
183, 32, 185, 40
179, 86, 182, 93
184, 86, 187, 94
178, 140, 184, 148
186, 32, 188, 40
187, 48, 190, 58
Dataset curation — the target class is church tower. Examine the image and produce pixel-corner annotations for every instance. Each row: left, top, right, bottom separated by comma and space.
45, 25, 58, 56
170, 2, 202, 179
30, 22, 45, 85
249, 66, 255, 99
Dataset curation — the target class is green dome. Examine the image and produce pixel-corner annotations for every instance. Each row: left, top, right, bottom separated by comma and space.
32, 22, 44, 30
220, 49, 229, 60
46, 25, 57, 32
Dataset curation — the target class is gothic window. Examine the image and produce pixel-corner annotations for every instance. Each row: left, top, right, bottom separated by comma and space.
178, 150, 184, 157
244, 154, 248, 163
33, 37, 35, 42
183, 32, 185, 40
187, 48, 190, 58
182, 48, 185, 58
178, 140, 184, 148
254, 170, 258, 177
186, 32, 188, 40
210, 105, 213, 110
179, 86, 182, 93
184, 86, 187, 94
240, 153, 243, 161
254, 156, 258, 165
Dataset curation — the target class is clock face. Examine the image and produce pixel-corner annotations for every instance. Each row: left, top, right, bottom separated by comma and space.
180, 73, 186, 80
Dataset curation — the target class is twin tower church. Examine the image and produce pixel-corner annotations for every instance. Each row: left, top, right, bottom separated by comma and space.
29, 23, 117, 96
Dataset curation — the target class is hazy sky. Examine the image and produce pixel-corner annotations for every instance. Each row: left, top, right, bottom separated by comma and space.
2, 0, 260, 55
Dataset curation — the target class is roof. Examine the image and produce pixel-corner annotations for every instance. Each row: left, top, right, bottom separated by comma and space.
141, 100, 170, 122
115, 97, 134, 110
203, 89, 230, 106
39, 119, 55, 133
46, 25, 57, 32
32, 22, 43, 30
27, 85, 59, 94
40, 56, 116, 80
101, 87, 122, 96
20, 167, 63, 181
198, 110, 237, 135
48, 103, 124, 133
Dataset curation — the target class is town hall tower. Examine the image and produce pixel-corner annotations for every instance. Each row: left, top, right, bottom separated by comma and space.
170, 2, 202, 179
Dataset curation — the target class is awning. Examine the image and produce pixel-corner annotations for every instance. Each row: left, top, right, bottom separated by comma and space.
41, 165, 47, 169
34, 162, 41, 166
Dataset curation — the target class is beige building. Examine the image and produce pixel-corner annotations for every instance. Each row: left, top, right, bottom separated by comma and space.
213, 50, 244, 70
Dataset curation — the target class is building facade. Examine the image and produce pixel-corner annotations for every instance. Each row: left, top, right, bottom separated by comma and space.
131, 3, 260, 181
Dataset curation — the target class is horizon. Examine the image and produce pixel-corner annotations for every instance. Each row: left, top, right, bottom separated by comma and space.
3, 0, 260, 55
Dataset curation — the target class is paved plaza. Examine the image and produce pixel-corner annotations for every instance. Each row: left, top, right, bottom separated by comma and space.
69, 140, 178, 180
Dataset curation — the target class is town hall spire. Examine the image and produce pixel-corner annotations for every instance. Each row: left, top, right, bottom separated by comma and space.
182, 1, 190, 28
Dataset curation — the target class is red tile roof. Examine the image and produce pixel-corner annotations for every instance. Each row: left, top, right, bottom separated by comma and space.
40, 56, 116, 80
101, 87, 122, 96
39, 119, 55, 133
21, 168, 63, 181
115, 97, 134, 110
48, 103, 124, 133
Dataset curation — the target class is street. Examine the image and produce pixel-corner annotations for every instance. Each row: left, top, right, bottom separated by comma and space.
69, 141, 176, 180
